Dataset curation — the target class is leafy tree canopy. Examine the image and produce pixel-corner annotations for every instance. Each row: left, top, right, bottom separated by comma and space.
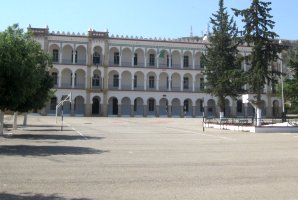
0, 24, 53, 112
233, 0, 283, 101
202, 0, 244, 113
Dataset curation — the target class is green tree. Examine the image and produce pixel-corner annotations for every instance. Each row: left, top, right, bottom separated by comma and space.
283, 48, 298, 113
0, 24, 53, 134
202, 0, 244, 118
233, 0, 283, 126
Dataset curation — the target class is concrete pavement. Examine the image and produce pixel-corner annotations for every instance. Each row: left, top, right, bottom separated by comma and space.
1, 115, 298, 199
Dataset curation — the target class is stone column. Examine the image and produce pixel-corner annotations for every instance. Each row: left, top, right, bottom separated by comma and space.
71, 102, 75, 116
192, 106, 196, 118
72, 50, 76, 64
131, 54, 134, 67
85, 95, 91, 117
100, 104, 104, 116
181, 54, 184, 69
59, 51, 63, 64
144, 53, 147, 67
180, 105, 185, 118
169, 55, 172, 68
156, 79, 159, 91
71, 73, 75, 88
155, 105, 160, 117
58, 74, 61, 88
180, 79, 183, 91
192, 54, 195, 69
143, 105, 147, 117
119, 53, 122, 66
118, 104, 122, 117
192, 80, 195, 92
131, 78, 134, 90
167, 105, 172, 117
168, 78, 171, 92
118, 78, 122, 90
144, 78, 147, 91
130, 105, 134, 117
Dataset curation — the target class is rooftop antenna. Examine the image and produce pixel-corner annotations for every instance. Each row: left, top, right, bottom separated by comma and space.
190, 26, 193, 37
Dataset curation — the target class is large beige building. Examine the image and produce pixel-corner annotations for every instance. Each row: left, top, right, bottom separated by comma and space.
29, 25, 282, 118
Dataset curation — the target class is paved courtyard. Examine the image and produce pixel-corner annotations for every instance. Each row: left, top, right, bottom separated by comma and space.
1, 115, 298, 200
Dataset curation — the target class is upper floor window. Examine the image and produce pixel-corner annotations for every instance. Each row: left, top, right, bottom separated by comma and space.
166, 76, 169, 89
149, 54, 155, 66
52, 49, 59, 63
74, 73, 77, 86
166, 55, 172, 67
113, 74, 119, 87
93, 52, 100, 65
200, 78, 204, 90
134, 53, 138, 66
183, 77, 189, 89
52, 72, 58, 85
114, 52, 119, 65
149, 76, 155, 88
183, 56, 189, 68
92, 74, 100, 87
134, 75, 137, 88
148, 99, 155, 111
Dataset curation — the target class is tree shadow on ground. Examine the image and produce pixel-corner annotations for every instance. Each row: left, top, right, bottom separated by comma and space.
0, 145, 108, 157
0, 192, 91, 200
5, 134, 104, 141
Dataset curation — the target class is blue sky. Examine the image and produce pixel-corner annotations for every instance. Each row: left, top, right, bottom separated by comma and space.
1, 0, 297, 40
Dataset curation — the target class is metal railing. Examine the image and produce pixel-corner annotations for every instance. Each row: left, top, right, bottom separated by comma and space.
203, 117, 298, 127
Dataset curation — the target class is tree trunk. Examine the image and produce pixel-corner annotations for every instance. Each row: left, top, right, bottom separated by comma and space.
13, 112, 18, 130
0, 110, 4, 135
219, 112, 224, 120
218, 96, 225, 120
256, 106, 262, 127
255, 93, 262, 127
23, 112, 28, 126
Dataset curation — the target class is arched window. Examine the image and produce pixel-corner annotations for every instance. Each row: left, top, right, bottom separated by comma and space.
51, 72, 58, 85
52, 49, 59, 63
93, 52, 100, 65
183, 77, 189, 89
149, 76, 155, 88
50, 97, 57, 110
92, 74, 100, 87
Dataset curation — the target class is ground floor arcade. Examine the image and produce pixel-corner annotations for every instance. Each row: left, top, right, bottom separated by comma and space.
43, 90, 282, 118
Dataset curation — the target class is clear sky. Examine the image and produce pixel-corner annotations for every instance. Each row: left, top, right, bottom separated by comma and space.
0, 0, 297, 40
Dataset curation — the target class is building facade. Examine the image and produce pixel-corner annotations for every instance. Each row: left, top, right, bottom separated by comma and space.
30, 26, 282, 118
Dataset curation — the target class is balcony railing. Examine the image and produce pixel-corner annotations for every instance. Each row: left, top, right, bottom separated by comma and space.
61, 83, 72, 88
75, 59, 86, 65
62, 59, 73, 64
74, 84, 85, 89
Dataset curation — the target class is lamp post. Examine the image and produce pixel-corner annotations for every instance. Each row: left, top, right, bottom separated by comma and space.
279, 40, 286, 122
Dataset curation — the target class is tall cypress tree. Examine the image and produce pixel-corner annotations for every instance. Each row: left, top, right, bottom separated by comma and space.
202, 0, 243, 118
233, 0, 283, 126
